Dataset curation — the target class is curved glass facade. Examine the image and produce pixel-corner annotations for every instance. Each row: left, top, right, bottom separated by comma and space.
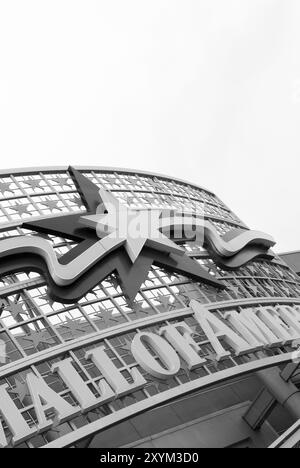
0, 167, 299, 448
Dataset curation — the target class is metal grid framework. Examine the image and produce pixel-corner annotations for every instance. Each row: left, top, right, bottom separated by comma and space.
0, 167, 299, 448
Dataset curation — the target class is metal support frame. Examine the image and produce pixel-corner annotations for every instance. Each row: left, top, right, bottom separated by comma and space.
244, 364, 300, 431
243, 388, 277, 430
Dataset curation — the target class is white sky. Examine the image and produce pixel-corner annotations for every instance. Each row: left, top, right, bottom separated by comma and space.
0, 1, 299, 253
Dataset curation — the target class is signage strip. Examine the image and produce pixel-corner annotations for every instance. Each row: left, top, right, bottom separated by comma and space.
43, 352, 295, 448
1, 297, 299, 379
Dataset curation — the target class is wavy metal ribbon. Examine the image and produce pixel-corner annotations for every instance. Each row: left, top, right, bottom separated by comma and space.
0, 221, 275, 289
159, 216, 275, 257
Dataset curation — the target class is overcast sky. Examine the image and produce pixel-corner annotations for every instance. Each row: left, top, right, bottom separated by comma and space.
0, 1, 299, 253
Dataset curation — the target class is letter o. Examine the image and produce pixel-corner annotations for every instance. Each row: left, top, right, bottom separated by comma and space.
131, 332, 181, 379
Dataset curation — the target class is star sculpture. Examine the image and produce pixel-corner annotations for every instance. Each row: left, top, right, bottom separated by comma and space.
51, 176, 71, 189
0, 181, 13, 194
23, 179, 41, 190
60, 317, 87, 337
104, 176, 118, 186
155, 294, 171, 312
23, 330, 51, 348
41, 199, 61, 212
6, 301, 28, 320
96, 307, 118, 327
131, 303, 148, 318
11, 204, 29, 216
22, 167, 224, 303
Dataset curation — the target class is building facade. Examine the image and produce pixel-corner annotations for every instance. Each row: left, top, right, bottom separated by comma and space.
0, 166, 299, 448
280, 252, 300, 277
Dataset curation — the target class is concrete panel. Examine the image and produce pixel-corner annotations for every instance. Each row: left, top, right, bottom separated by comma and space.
89, 420, 141, 448
123, 403, 278, 448
130, 405, 182, 438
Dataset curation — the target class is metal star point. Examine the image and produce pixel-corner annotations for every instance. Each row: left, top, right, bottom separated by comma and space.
109, 276, 121, 291
40, 293, 56, 307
